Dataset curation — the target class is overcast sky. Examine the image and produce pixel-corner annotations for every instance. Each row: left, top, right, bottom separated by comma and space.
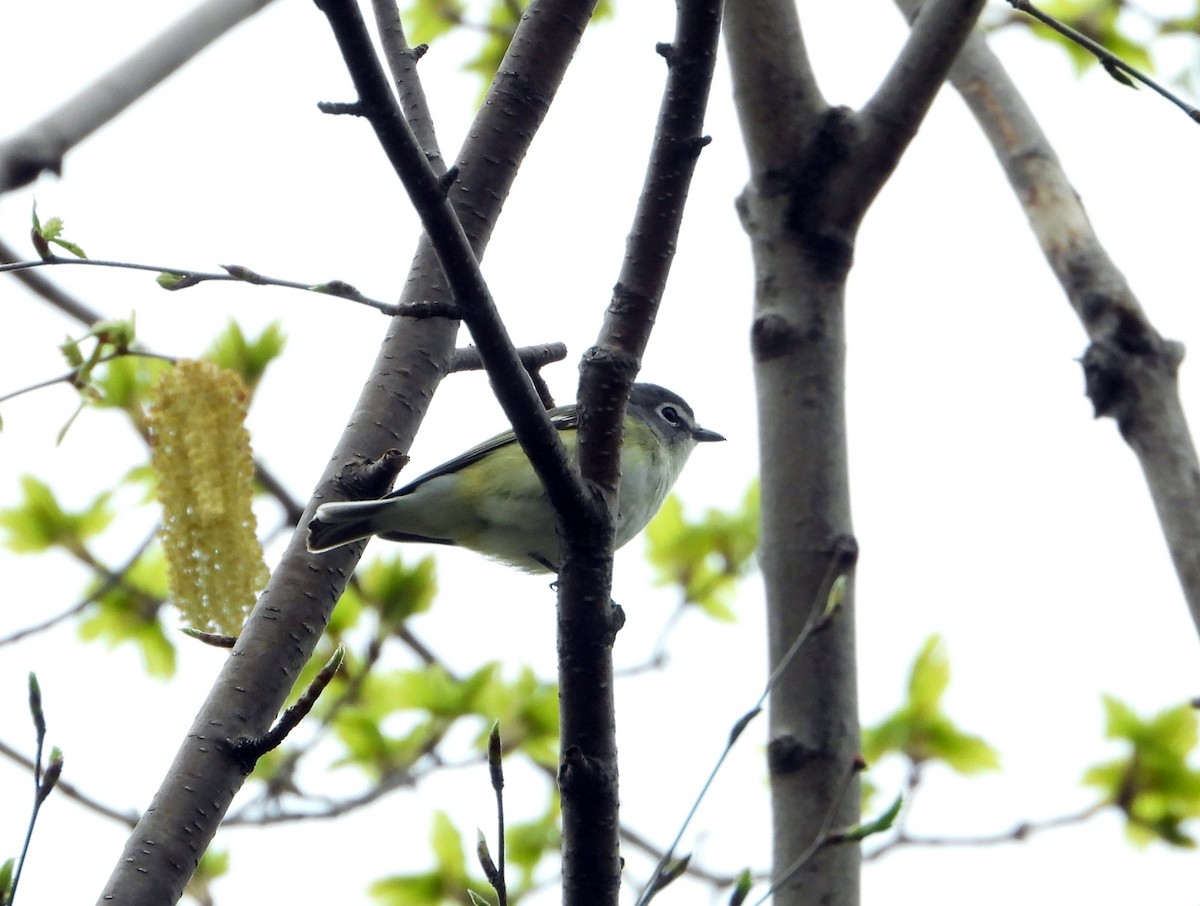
1, 2, 1199, 904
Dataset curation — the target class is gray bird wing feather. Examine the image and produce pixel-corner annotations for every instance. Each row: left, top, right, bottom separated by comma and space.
382, 405, 579, 499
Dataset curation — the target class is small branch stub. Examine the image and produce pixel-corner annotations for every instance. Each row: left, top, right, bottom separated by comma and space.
317, 100, 365, 117
333, 449, 410, 500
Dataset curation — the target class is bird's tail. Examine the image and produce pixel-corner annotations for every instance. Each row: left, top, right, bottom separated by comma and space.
306, 499, 395, 553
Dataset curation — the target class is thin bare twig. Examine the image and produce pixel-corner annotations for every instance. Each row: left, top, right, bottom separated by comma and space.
0, 530, 157, 647
866, 761, 1107, 858
1006, 0, 1200, 123
901, 0, 1200, 639
369, 0, 446, 170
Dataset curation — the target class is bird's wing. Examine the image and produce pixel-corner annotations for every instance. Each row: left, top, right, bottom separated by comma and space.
385, 405, 579, 498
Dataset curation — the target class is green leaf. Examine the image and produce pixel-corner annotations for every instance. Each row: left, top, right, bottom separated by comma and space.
31, 205, 87, 258
77, 548, 175, 678
326, 581, 366, 636
728, 868, 753, 906
358, 553, 438, 625
1015, 0, 1154, 78
192, 847, 230, 884
907, 634, 950, 716
61, 335, 85, 368
474, 666, 559, 767
203, 320, 286, 395
91, 355, 171, 414
0, 475, 113, 553
644, 481, 759, 618
841, 795, 903, 842
405, 0, 467, 45
370, 872, 446, 906
862, 634, 999, 774
331, 709, 391, 766
430, 811, 467, 884
1083, 695, 1200, 847
389, 663, 499, 717
503, 798, 561, 888
332, 705, 441, 777
0, 857, 14, 904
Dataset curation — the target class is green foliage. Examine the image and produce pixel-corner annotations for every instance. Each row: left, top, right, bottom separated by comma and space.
330, 662, 558, 778
155, 271, 189, 290
1083, 696, 1200, 846
91, 355, 172, 420
371, 803, 558, 906
728, 869, 753, 906
77, 548, 175, 678
53, 316, 140, 441
357, 553, 438, 626
0, 475, 113, 556
403, 0, 614, 89
202, 320, 286, 397
370, 811, 483, 906
862, 635, 1000, 774
406, 0, 466, 45
391, 661, 500, 717
645, 482, 758, 621
503, 799, 561, 890
472, 666, 559, 768
60, 318, 136, 377
0, 857, 13, 906
841, 794, 902, 843
184, 848, 230, 906
30, 205, 86, 259
462, 1, 524, 90
327, 581, 367, 637
1005, 0, 1154, 77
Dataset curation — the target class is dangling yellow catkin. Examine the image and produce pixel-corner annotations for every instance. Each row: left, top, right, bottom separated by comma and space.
148, 360, 269, 635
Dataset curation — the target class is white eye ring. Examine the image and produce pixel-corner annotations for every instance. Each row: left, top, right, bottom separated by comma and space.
659, 404, 682, 426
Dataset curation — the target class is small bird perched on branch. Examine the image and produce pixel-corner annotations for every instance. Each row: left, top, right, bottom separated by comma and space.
307, 383, 724, 573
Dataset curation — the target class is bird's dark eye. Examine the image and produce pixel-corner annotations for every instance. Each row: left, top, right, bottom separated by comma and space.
660, 405, 681, 426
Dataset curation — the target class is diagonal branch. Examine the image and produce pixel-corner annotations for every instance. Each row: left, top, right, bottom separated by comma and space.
897, 0, 1200, 638
846, 0, 986, 223
314, 0, 591, 533
370, 0, 447, 169
97, 1, 602, 901
0, 0, 279, 195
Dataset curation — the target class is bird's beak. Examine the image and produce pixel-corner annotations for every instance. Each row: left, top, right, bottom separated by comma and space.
692, 426, 725, 443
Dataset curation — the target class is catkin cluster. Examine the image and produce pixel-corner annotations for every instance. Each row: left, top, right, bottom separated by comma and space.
149, 360, 269, 635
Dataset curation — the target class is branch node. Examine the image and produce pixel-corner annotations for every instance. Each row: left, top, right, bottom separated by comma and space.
437, 165, 460, 196
656, 41, 674, 63
410, 42, 429, 61
686, 135, 713, 158
766, 734, 823, 776
831, 534, 859, 570
606, 602, 626, 642
393, 299, 463, 320
579, 345, 640, 385
557, 745, 614, 796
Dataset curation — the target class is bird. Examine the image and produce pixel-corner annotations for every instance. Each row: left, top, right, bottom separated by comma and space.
306, 383, 724, 572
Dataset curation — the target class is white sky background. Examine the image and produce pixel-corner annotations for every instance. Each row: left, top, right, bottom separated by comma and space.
1, 0, 1199, 903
